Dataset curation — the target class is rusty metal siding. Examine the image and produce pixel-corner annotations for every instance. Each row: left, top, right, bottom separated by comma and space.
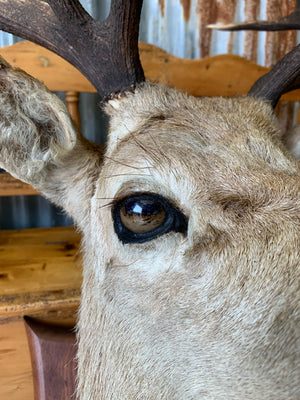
141, 0, 299, 63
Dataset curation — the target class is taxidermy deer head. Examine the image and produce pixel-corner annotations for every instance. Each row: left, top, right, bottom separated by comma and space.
0, 1, 299, 399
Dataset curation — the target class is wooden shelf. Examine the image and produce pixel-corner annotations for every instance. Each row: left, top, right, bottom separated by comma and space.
0, 226, 82, 322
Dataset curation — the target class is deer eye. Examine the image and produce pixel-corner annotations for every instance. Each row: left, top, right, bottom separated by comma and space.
112, 193, 188, 243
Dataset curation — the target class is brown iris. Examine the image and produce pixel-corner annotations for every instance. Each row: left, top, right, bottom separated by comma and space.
112, 193, 188, 244
120, 198, 166, 233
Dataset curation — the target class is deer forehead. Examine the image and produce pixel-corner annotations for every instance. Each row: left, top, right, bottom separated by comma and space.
106, 83, 278, 151
106, 83, 297, 172
102, 84, 299, 205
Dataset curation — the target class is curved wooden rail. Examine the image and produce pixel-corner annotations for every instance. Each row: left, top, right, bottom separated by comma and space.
1, 40, 300, 100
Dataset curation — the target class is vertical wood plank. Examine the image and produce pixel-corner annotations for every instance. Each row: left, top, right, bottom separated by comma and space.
24, 318, 77, 400
0, 320, 34, 400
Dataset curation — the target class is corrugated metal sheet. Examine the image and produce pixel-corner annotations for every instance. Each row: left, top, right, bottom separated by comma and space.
141, 0, 299, 62
0, 0, 299, 229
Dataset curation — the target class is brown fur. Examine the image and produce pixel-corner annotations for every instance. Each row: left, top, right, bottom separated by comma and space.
0, 62, 299, 399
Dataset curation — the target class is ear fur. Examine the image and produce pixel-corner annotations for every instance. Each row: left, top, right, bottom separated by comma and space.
0, 57, 103, 227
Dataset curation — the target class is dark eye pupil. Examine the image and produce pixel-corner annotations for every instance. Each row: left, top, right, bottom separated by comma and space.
125, 199, 163, 217
120, 199, 166, 234
112, 193, 188, 244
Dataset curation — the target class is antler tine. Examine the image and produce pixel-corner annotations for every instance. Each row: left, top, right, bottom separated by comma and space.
0, 1, 60, 51
248, 44, 300, 108
0, 0, 145, 100
208, 0, 300, 31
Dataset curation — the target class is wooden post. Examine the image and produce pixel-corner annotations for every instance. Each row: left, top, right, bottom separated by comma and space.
24, 317, 77, 400
65, 91, 81, 129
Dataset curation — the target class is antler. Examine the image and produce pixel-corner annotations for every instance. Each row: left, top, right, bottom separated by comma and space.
0, 0, 145, 100
248, 44, 300, 108
208, 0, 300, 31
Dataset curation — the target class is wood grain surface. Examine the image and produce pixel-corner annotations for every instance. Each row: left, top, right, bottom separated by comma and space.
25, 317, 77, 400
0, 320, 34, 400
1, 41, 300, 100
0, 226, 81, 321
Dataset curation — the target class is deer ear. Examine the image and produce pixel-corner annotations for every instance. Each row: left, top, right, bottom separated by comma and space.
0, 57, 77, 163
0, 58, 102, 226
